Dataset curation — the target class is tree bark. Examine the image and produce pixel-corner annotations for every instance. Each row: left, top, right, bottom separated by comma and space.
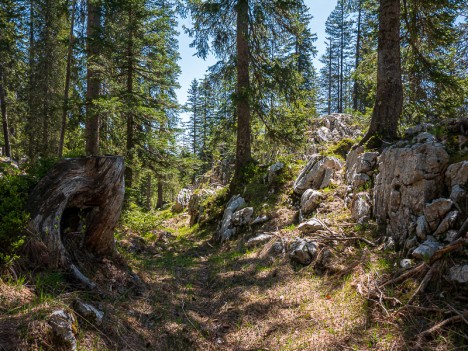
157, 179, 163, 209
0, 65, 11, 158
28, 157, 125, 269
125, 7, 135, 188
59, 0, 76, 158
235, 0, 251, 175
85, 0, 102, 156
352, 0, 362, 111
327, 38, 332, 115
361, 0, 403, 144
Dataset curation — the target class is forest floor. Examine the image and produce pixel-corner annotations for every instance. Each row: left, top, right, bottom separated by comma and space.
1, 203, 465, 351
0, 155, 466, 351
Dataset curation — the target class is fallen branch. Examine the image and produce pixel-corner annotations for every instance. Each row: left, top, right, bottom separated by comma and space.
312, 232, 377, 247
379, 263, 428, 288
429, 238, 467, 264
405, 261, 442, 306
416, 312, 468, 344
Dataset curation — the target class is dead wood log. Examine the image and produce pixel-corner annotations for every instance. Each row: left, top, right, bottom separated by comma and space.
27, 157, 125, 271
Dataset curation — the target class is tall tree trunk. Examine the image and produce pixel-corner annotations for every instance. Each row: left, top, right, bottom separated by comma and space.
360, 0, 402, 144
352, 0, 362, 111
146, 174, 152, 211
0, 66, 11, 158
157, 179, 163, 209
125, 7, 135, 188
327, 39, 332, 115
28, 0, 35, 159
235, 0, 251, 175
338, 2, 344, 113
59, 0, 76, 158
85, 0, 101, 156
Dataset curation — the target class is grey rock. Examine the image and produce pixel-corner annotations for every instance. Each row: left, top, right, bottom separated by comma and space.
424, 198, 453, 231
232, 207, 254, 226
350, 192, 371, 223
434, 211, 459, 237
405, 236, 418, 250
245, 234, 273, 248
48, 310, 77, 351
73, 300, 104, 326
271, 241, 285, 254
445, 161, 468, 188
414, 132, 437, 144
412, 237, 443, 261
289, 238, 317, 265
416, 216, 430, 240
251, 215, 269, 225
300, 189, 323, 214
345, 146, 379, 187
445, 230, 459, 243
448, 265, 468, 284
188, 188, 216, 226
450, 185, 467, 213
267, 162, 285, 183
384, 237, 396, 250
217, 195, 246, 242
298, 219, 324, 233
404, 123, 434, 138
373, 141, 449, 243
293, 155, 342, 194
400, 259, 414, 270
173, 188, 192, 212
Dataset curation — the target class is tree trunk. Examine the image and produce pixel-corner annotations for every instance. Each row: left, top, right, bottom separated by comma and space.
0, 65, 11, 158
327, 38, 332, 115
352, 0, 362, 111
361, 0, 403, 144
28, 157, 125, 270
124, 6, 135, 188
146, 174, 152, 210
338, 2, 344, 113
235, 0, 251, 175
59, 0, 76, 158
85, 0, 101, 156
157, 179, 163, 209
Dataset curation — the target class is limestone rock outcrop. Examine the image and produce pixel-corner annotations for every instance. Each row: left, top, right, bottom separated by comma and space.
373, 135, 449, 243
293, 155, 342, 195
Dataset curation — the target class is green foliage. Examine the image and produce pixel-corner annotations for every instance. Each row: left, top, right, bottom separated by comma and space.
0, 170, 33, 264
121, 203, 165, 237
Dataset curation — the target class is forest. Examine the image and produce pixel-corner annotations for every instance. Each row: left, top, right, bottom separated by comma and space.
0, 0, 467, 350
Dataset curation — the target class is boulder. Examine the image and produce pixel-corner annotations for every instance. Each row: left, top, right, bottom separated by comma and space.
251, 215, 269, 225
345, 146, 379, 187
298, 219, 324, 233
48, 310, 77, 351
73, 300, 104, 326
424, 199, 453, 231
445, 161, 468, 189
308, 114, 362, 145
448, 265, 468, 284
300, 189, 323, 214
350, 192, 371, 223
245, 234, 273, 248
232, 207, 254, 226
188, 189, 215, 226
404, 123, 434, 138
400, 259, 414, 270
173, 188, 192, 212
373, 140, 449, 243
445, 161, 468, 213
412, 237, 443, 261
267, 162, 285, 183
216, 195, 246, 242
433, 211, 459, 237
293, 155, 342, 195
289, 238, 317, 265
414, 132, 437, 144
416, 216, 430, 240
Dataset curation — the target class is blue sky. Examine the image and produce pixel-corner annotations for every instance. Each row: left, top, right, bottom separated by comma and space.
176, 0, 337, 111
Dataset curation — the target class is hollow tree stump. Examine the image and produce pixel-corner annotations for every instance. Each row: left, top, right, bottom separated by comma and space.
28, 157, 125, 271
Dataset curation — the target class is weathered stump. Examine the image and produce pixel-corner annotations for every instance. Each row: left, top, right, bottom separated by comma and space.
28, 157, 125, 274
